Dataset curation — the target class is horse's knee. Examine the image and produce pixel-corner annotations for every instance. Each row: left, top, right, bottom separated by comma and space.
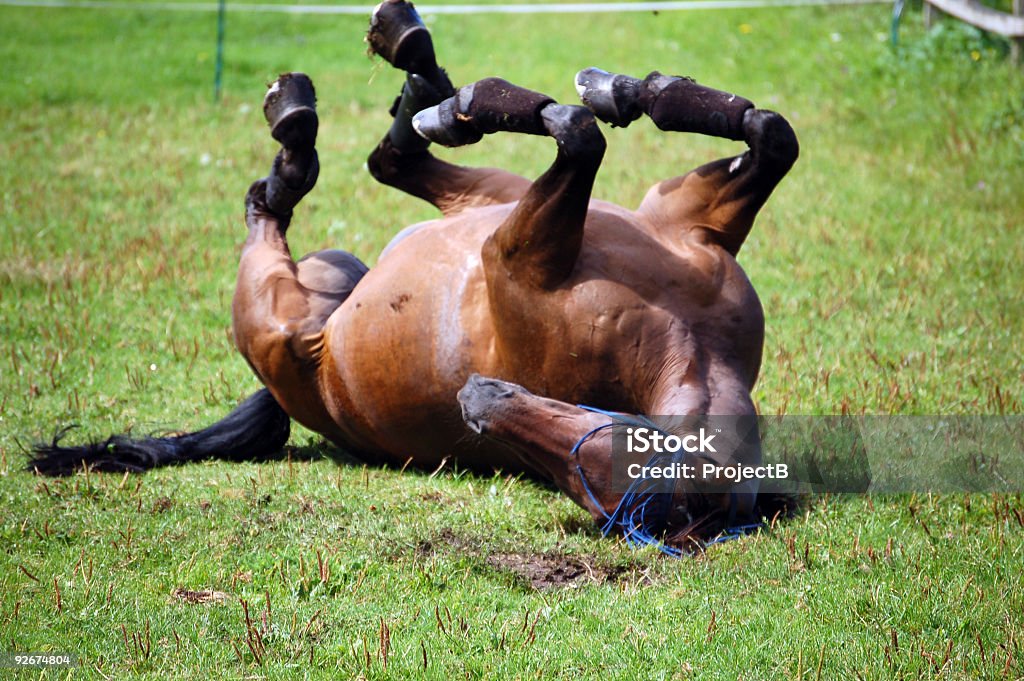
743, 109, 799, 173
540, 103, 606, 164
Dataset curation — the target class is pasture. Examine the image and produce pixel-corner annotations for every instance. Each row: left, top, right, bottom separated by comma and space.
1, 1, 1023, 678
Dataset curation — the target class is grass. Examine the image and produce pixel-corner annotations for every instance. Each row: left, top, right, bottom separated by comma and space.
1, 1, 1023, 678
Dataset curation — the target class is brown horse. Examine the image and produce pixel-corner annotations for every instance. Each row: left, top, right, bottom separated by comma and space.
32, 0, 798, 552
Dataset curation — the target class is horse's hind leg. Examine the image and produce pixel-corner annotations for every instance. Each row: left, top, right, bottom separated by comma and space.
576, 68, 798, 255
260, 73, 321, 227
366, 0, 531, 214
234, 74, 367, 435
415, 79, 606, 288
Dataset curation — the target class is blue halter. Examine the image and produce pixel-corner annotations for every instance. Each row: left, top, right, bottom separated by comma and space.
571, 405, 764, 557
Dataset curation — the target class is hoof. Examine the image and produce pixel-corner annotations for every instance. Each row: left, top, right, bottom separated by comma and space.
367, 0, 435, 72
574, 67, 642, 128
264, 73, 318, 149
412, 79, 555, 146
411, 89, 483, 148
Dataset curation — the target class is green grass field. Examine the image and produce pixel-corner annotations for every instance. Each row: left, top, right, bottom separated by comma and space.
1, 1, 1023, 678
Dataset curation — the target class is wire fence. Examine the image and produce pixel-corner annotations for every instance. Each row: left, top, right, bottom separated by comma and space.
0, 0, 890, 14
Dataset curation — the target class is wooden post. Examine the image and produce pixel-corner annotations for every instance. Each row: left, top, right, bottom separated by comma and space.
924, 1, 939, 30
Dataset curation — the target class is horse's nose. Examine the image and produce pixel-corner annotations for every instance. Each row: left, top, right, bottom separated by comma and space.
457, 374, 525, 434
458, 374, 518, 401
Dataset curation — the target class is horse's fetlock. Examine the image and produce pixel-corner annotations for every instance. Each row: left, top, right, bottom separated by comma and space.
266, 150, 319, 217
540, 104, 605, 160
575, 67, 643, 128
276, 148, 318, 190
388, 73, 451, 152
245, 179, 292, 232
743, 109, 799, 166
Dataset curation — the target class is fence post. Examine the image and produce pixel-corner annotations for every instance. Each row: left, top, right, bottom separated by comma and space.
923, 1, 938, 29
214, 0, 226, 101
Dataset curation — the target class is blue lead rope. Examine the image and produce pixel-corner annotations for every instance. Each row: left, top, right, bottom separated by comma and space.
572, 405, 765, 558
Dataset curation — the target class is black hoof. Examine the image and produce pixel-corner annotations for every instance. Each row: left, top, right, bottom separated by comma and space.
367, 0, 436, 73
574, 67, 642, 128
411, 78, 555, 147
411, 93, 483, 148
263, 73, 318, 149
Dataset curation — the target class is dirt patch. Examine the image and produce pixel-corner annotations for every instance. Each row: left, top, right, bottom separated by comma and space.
414, 528, 653, 590
151, 496, 174, 513
415, 527, 477, 557
171, 588, 229, 605
486, 552, 624, 590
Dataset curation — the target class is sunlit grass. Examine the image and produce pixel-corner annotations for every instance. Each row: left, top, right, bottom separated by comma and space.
1, 3, 1022, 678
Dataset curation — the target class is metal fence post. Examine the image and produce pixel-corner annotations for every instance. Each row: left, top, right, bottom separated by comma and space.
214, 0, 226, 101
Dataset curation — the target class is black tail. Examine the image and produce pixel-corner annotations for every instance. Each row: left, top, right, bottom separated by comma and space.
28, 389, 290, 476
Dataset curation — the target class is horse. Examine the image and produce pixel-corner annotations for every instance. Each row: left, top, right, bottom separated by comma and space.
31, 0, 798, 552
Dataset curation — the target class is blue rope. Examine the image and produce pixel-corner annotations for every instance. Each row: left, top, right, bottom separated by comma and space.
572, 405, 765, 557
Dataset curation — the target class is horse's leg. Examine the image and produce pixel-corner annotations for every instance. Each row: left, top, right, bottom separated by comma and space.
458, 375, 760, 545
576, 68, 799, 255
234, 74, 367, 435
366, 0, 531, 215
414, 79, 605, 289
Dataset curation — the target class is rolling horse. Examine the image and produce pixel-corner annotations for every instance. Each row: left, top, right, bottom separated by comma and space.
32, 0, 799, 552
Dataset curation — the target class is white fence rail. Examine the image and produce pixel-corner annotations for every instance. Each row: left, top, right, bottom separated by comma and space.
923, 0, 1024, 62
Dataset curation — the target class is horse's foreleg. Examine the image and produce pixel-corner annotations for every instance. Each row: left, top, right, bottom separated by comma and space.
234, 76, 367, 436
416, 79, 606, 288
577, 68, 798, 255
366, 0, 531, 214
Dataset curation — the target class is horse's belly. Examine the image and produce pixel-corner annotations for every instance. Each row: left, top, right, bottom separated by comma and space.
317, 226, 503, 464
